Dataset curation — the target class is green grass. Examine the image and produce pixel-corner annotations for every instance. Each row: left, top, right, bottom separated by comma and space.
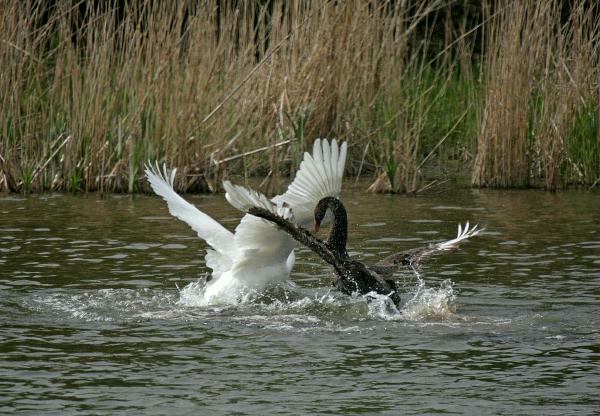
563, 103, 600, 186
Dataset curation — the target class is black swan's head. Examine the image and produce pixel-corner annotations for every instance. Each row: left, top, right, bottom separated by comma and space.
313, 196, 341, 233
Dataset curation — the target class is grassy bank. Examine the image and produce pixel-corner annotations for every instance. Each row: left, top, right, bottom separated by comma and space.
0, 0, 597, 194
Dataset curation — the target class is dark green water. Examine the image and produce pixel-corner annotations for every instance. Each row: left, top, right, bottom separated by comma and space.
1, 186, 598, 415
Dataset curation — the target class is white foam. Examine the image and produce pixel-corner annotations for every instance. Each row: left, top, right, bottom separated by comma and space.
29, 288, 178, 322
176, 279, 210, 307
401, 279, 457, 321
27, 271, 459, 327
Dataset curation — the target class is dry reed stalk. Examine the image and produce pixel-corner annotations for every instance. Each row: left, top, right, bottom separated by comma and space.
1, 1, 595, 193
534, 1, 599, 189
472, 0, 598, 189
0, 0, 445, 192
472, 2, 544, 188
367, 1, 475, 194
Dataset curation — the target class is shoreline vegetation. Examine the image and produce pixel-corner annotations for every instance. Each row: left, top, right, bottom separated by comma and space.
1, 1, 598, 194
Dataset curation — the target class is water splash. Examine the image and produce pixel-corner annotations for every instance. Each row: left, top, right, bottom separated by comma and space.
400, 278, 456, 321
29, 288, 177, 322
26, 271, 457, 326
364, 292, 401, 320
176, 277, 296, 307
176, 278, 210, 307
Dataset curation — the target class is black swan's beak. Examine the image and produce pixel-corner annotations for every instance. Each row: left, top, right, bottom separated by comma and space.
313, 220, 320, 234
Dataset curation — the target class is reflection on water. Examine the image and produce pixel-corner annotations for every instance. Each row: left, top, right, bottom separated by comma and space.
0, 186, 598, 415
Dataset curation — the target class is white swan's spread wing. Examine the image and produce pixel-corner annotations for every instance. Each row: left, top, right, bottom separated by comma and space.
222, 139, 347, 285
272, 139, 347, 227
145, 162, 236, 261
223, 180, 294, 221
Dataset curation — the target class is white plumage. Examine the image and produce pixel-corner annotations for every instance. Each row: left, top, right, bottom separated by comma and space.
145, 139, 347, 304
434, 222, 481, 252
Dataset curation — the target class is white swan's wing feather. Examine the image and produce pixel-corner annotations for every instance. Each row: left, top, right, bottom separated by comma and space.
272, 139, 347, 227
223, 181, 294, 221
145, 162, 236, 260
222, 138, 347, 285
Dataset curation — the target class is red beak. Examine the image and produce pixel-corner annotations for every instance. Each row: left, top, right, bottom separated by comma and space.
313, 220, 320, 233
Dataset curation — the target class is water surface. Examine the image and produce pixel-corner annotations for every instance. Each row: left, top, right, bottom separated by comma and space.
1, 186, 598, 415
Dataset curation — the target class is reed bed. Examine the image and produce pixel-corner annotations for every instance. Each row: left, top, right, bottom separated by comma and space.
0, 0, 597, 194
472, 1, 599, 190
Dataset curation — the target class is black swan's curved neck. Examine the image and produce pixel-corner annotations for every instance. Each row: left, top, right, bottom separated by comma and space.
325, 199, 348, 255
247, 200, 399, 306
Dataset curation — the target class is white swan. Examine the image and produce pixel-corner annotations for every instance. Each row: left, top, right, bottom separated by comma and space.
145, 139, 347, 304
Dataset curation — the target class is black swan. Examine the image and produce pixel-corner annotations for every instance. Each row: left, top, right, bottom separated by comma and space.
223, 186, 481, 306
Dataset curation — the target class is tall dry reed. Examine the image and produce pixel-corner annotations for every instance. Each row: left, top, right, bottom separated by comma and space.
0, 1, 596, 194
471, 0, 599, 189
0, 0, 456, 193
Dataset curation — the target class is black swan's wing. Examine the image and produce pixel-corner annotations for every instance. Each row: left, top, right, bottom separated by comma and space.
223, 181, 339, 267
246, 206, 339, 267
370, 222, 482, 276
251, 205, 400, 304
